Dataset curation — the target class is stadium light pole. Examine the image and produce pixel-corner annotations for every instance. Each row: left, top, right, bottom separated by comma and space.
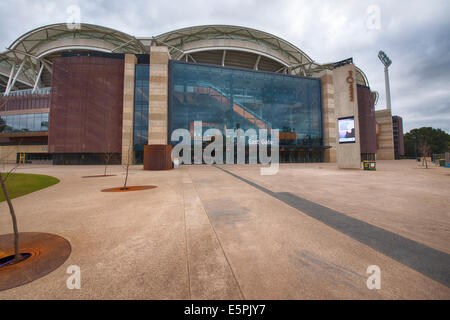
378, 50, 392, 110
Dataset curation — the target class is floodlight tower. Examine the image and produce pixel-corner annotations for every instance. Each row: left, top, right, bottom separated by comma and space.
378, 50, 392, 110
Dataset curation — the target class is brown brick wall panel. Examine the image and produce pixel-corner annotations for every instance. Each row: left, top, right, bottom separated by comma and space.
357, 85, 377, 154
48, 56, 124, 153
0, 94, 51, 112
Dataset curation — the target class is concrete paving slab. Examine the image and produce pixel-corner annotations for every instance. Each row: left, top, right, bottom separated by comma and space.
183, 172, 242, 299
0, 161, 448, 299
187, 164, 450, 299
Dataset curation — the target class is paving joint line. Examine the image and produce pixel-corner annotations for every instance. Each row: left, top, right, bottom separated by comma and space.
188, 167, 246, 300
213, 165, 450, 288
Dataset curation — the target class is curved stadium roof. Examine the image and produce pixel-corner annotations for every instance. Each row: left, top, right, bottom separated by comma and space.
0, 23, 146, 90
152, 25, 313, 68
0, 23, 370, 92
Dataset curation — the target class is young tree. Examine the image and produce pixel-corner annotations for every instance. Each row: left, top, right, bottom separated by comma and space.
102, 114, 113, 176
103, 152, 113, 176
0, 95, 23, 263
103, 140, 113, 176
418, 139, 432, 169
121, 133, 133, 190
0, 150, 22, 263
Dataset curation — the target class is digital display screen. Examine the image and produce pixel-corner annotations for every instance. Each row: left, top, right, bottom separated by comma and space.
338, 117, 356, 143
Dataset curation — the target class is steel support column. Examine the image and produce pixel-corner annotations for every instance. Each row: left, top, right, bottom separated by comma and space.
5, 59, 25, 95
32, 62, 45, 93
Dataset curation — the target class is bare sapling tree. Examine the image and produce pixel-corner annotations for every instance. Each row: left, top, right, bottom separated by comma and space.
0, 146, 23, 263
103, 152, 113, 176
102, 118, 113, 176
419, 139, 432, 169
1, 96, 24, 263
121, 133, 133, 190
103, 141, 113, 176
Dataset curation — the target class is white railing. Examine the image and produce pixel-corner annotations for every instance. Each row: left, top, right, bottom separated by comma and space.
7, 87, 51, 96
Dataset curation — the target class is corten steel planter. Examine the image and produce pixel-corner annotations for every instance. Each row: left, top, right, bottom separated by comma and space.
143, 145, 173, 171
0, 232, 71, 291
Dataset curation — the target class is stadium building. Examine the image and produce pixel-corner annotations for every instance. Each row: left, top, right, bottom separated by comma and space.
0, 23, 402, 169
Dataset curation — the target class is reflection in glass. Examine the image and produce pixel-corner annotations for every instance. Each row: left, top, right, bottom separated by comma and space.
132, 65, 150, 164
168, 61, 323, 163
0, 113, 49, 133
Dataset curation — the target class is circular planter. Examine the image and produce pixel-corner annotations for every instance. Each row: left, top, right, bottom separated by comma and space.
0, 232, 71, 291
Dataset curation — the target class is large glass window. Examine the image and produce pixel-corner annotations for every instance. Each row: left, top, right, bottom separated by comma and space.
133, 65, 149, 163
168, 61, 323, 162
133, 65, 149, 146
0, 113, 49, 133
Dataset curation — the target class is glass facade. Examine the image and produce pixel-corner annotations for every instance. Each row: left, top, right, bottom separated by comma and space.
133, 64, 149, 163
168, 61, 323, 162
0, 113, 49, 133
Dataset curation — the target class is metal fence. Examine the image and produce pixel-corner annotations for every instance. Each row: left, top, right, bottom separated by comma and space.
432, 153, 444, 164
433, 153, 450, 165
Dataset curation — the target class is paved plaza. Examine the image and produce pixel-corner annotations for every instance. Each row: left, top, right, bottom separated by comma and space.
0, 160, 449, 299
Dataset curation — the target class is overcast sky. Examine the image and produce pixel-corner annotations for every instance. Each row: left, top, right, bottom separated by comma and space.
1, 0, 449, 133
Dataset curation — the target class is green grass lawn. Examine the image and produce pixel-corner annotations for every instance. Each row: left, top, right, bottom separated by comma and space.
0, 172, 60, 202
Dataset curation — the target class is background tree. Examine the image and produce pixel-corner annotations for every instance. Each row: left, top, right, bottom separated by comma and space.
103, 140, 113, 177
404, 127, 450, 158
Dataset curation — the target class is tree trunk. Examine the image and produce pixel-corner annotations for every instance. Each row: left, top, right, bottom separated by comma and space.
123, 164, 129, 189
0, 173, 20, 262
